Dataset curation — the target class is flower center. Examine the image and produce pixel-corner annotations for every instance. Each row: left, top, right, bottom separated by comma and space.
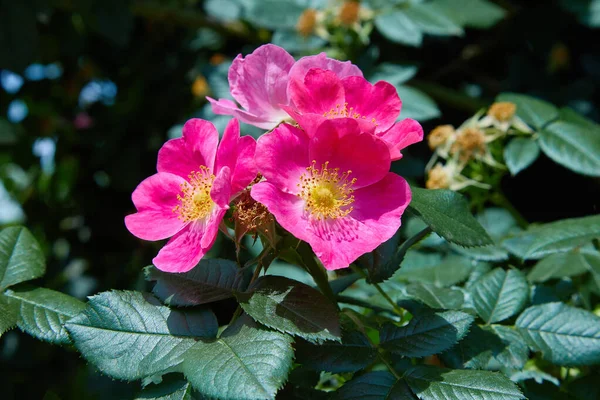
297, 161, 356, 220
323, 102, 378, 126
173, 166, 215, 222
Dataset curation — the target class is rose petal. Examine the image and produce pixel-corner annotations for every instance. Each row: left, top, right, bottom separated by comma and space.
288, 52, 363, 85
309, 119, 391, 189
207, 97, 287, 130
255, 123, 310, 195
342, 77, 401, 133
229, 44, 295, 118
289, 68, 345, 115
214, 119, 257, 195
124, 173, 187, 241
158, 119, 219, 177
378, 118, 424, 160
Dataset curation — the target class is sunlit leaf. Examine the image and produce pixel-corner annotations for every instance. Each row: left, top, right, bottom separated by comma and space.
470, 268, 529, 324
516, 302, 600, 366
5, 287, 85, 344
504, 137, 540, 176
0, 226, 45, 291
182, 315, 293, 400
66, 291, 218, 380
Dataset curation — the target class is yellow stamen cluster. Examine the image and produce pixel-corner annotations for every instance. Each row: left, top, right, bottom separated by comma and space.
487, 102, 517, 122
427, 125, 455, 150
297, 8, 318, 37
339, 1, 360, 26
323, 103, 377, 126
173, 166, 215, 222
233, 189, 274, 235
426, 164, 450, 189
297, 161, 356, 220
451, 127, 486, 161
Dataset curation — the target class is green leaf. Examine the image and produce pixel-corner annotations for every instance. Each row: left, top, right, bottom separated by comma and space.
516, 302, 600, 366
408, 188, 493, 247
504, 138, 541, 176
539, 120, 600, 177
397, 85, 441, 121
5, 287, 85, 345
0, 226, 46, 290
441, 325, 528, 372
404, 3, 464, 36
135, 377, 193, 400
405, 366, 525, 399
560, 0, 600, 27
405, 282, 465, 310
476, 208, 520, 239
295, 329, 376, 373
470, 268, 529, 324
375, 11, 423, 47
395, 252, 473, 287
369, 63, 418, 86
0, 295, 18, 337
502, 215, 600, 259
496, 93, 559, 129
66, 291, 218, 380
527, 250, 597, 282
380, 310, 473, 357
434, 0, 506, 29
330, 371, 401, 400
182, 315, 293, 400
146, 258, 249, 306
451, 244, 510, 262
236, 275, 340, 343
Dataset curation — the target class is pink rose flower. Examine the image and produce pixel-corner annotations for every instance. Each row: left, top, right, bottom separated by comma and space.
283, 68, 423, 160
250, 119, 411, 270
125, 118, 256, 273
207, 44, 362, 130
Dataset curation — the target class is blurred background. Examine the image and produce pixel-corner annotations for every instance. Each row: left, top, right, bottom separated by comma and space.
1, 0, 599, 398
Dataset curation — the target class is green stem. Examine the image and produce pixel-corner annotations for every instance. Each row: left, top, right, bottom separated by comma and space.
350, 264, 404, 317
395, 227, 432, 262
378, 349, 402, 380
337, 295, 392, 314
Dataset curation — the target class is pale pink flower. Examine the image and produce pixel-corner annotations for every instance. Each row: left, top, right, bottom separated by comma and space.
125, 118, 256, 273
207, 44, 362, 130
283, 68, 423, 160
250, 119, 411, 270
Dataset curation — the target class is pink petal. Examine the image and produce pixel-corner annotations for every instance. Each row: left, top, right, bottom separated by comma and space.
378, 118, 424, 161
309, 119, 391, 189
153, 208, 226, 273
210, 166, 232, 208
280, 106, 324, 137
157, 119, 219, 178
342, 77, 401, 133
255, 123, 310, 195
214, 119, 257, 195
288, 52, 363, 84
124, 173, 187, 241
289, 68, 345, 115
228, 44, 295, 120
207, 97, 286, 130
350, 172, 411, 237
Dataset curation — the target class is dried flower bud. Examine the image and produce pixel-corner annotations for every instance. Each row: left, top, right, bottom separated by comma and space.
297, 8, 318, 37
339, 1, 360, 26
232, 187, 275, 243
426, 164, 450, 189
428, 125, 455, 150
451, 127, 486, 161
487, 102, 516, 122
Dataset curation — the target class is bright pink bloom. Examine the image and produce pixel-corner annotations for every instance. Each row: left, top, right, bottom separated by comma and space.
283, 68, 423, 160
250, 119, 411, 270
125, 118, 256, 273
207, 44, 362, 130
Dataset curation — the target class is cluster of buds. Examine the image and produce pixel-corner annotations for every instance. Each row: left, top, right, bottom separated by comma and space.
296, 0, 374, 41
425, 101, 532, 191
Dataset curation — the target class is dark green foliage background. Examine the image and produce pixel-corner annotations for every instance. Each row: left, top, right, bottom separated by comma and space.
1, 0, 599, 399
